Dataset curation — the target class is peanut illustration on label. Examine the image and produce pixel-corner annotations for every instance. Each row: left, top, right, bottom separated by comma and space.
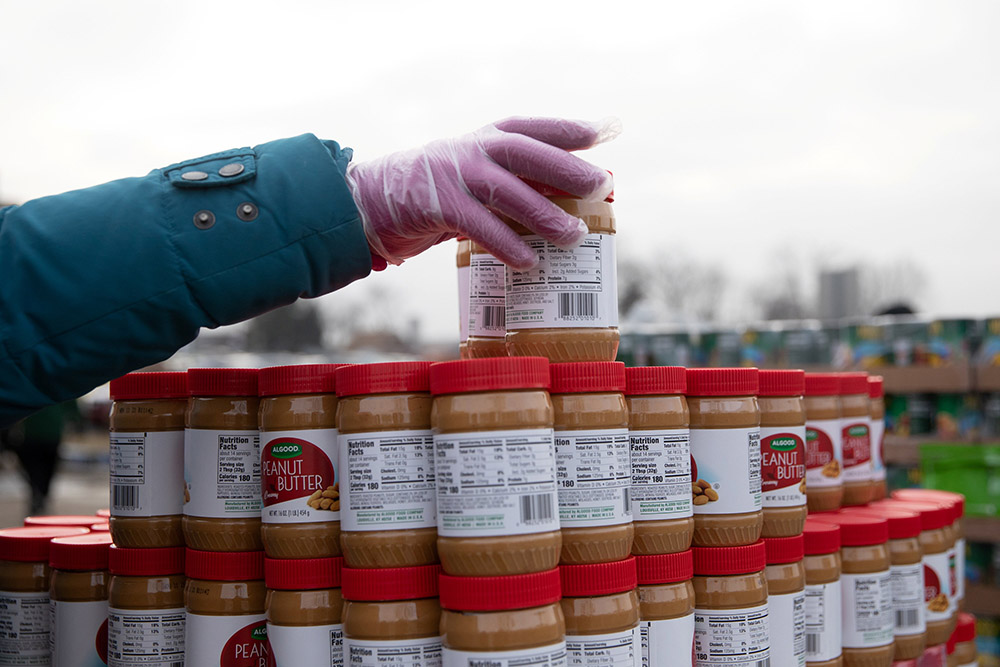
799, 479, 807, 494
692, 478, 718, 506
821, 460, 840, 478
184, 483, 190, 503
927, 593, 949, 612
307, 482, 339, 511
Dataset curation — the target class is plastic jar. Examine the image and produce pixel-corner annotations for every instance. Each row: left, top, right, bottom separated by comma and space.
341, 564, 442, 664
429, 357, 560, 576
868, 377, 887, 501
0, 526, 88, 666
802, 518, 843, 667
49, 533, 113, 667
764, 535, 807, 667
183, 368, 262, 552
839, 373, 875, 507
758, 370, 808, 538
505, 195, 619, 363
560, 557, 640, 664
456, 237, 471, 359
184, 549, 267, 667
258, 364, 341, 559
692, 541, 770, 665
107, 545, 186, 667
466, 241, 508, 359
439, 568, 566, 664
624, 366, 693, 555
336, 361, 437, 568
804, 374, 844, 513
891, 490, 965, 609
636, 550, 695, 666
947, 612, 977, 667
686, 368, 763, 547
551, 361, 632, 564
109, 371, 188, 547
265, 556, 343, 667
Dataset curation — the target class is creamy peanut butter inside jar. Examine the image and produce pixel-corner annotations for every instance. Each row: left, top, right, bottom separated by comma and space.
258, 364, 343, 559
49, 532, 114, 667
456, 237, 471, 359
439, 568, 566, 664
336, 361, 437, 568
867, 377, 887, 501
560, 557, 641, 665
636, 550, 695, 665
763, 534, 807, 667
804, 373, 845, 513
550, 361, 633, 564
429, 357, 561, 576
802, 518, 843, 667
625, 366, 693, 555
109, 371, 189, 548
758, 370, 808, 538
839, 373, 875, 507
265, 556, 344, 667
183, 368, 262, 552
466, 240, 508, 359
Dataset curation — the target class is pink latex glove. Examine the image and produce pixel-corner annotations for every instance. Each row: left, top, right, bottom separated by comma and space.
346, 116, 620, 270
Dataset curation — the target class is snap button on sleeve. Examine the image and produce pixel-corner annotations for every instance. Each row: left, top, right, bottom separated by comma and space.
181, 170, 209, 181
236, 203, 259, 221
193, 210, 216, 229
219, 163, 245, 177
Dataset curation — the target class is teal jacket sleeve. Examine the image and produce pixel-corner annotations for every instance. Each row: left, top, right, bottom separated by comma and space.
0, 134, 371, 427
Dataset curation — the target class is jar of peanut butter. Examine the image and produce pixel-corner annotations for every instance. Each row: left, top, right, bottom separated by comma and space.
466, 241, 508, 359
686, 368, 763, 547
868, 377, 887, 501
803, 518, 843, 667
0, 526, 88, 666
439, 568, 566, 665
692, 541, 770, 665
49, 532, 113, 667
265, 556, 343, 667
625, 366, 693, 555
804, 374, 844, 513
24, 515, 111, 530
429, 357, 560, 576
184, 549, 267, 667
456, 237, 471, 359
336, 361, 437, 568
636, 550, 695, 666
840, 373, 875, 507
560, 557, 640, 664
184, 368, 262, 552
948, 613, 976, 667
109, 371, 188, 547
810, 513, 894, 667
341, 564, 442, 664
759, 370, 808, 538
258, 364, 342, 559
764, 535, 807, 667
891, 490, 965, 610
505, 194, 619, 363
107, 545, 186, 667
550, 361, 632, 564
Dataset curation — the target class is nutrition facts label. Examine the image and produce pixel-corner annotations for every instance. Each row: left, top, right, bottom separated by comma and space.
107, 607, 185, 666
468, 251, 506, 338
841, 571, 894, 649
804, 581, 841, 662
185, 429, 261, 518
630, 428, 692, 521
443, 643, 567, 667
565, 627, 640, 666
555, 428, 631, 527
0, 591, 50, 665
111, 431, 184, 517
343, 636, 442, 666
694, 603, 770, 666
889, 563, 925, 636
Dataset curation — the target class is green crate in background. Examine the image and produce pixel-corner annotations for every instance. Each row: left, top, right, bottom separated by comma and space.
919, 444, 1000, 517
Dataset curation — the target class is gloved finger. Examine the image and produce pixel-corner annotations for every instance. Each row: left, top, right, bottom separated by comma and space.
479, 130, 614, 202
446, 195, 539, 270
493, 116, 622, 150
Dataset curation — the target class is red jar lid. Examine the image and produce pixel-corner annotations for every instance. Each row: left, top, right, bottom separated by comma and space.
843, 507, 922, 540
336, 361, 432, 397
49, 533, 113, 571
685, 368, 758, 396
185, 549, 263, 581
187, 368, 259, 396
810, 513, 888, 546
624, 366, 686, 396
520, 174, 615, 203
803, 518, 841, 555
265, 557, 342, 590
109, 546, 185, 576
24, 515, 106, 529
95, 509, 110, 518
429, 357, 550, 395
560, 557, 636, 597
635, 550, 693, 585
341, 564, 440, 602
90, 523, 110, 532
874, 500, 951, 531
868, 376, 884, 399
839, 372, 870, 396
892, 489, 964, 520
954, 612, 976, 643
110, 371, 188, 400
0, 527, 88, 562
438, 568, 561, 612
550, 362, 626, 394
764, 535, 804, 564
758, 370, 805, 397
258, 364, 342, 396
692, 542, 766, 576
804, 373, 840, 396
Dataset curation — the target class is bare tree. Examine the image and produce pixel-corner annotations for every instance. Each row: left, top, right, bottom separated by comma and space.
858, 258, 927, 315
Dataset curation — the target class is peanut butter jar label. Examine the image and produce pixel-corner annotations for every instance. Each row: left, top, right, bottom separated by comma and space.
505, 233, 618, 330
565, 627, 640, 665
457, 264, 470, 342
184, 429, 261, 518
266, 623, 343, 667
555, 428, 632, 527
434, 428, 559, 538
954, 538, 965, 600
805, 581, 842, 662
49, 600, 108, 667
689, 427, 762, 515
340, 429, 436, 531
110, 431, 184, 517
840, 421, 871, 483
0, 590, 50, 664
630, 428, 693, 521
804, 419, 842, 489
261, 429, 339, 524
759, 426, 807, 508
343, 636, 441, 666
840, 570, 894, 649
185, 613, 267, 667
442, 643, 567, 667
107, 606, 185, 667
890, 562, 925, 637
869, 416, 886, 483
694, 603, 770, 666
468, 251, 506, 339
768, 591, 806, 667
923, 552, 953, 623
641, 614, 695, 666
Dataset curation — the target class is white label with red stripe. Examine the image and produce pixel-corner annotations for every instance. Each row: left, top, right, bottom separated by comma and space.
840, 420, 872, 483
184, 613, 267, 667
261, 429, 339, 524
804, 418, 842, 489
49, 599, 108, 667
759, 425, 807, 508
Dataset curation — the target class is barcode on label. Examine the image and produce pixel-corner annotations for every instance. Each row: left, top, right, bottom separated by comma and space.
482, 306, 504, 329
623, 487, 631, 513
168, 662, 183, 667
753, 660, 770, 667
520, 493, 554, 524
112, 484, 139, 511
896, 608, 920, 628
558, 293, 597, 318
806, 634, 820, 655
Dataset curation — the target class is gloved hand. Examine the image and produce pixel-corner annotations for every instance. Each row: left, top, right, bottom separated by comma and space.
346, 116, 620, 270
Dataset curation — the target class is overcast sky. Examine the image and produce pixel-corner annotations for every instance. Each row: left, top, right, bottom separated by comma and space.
2, 0, 998, 344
